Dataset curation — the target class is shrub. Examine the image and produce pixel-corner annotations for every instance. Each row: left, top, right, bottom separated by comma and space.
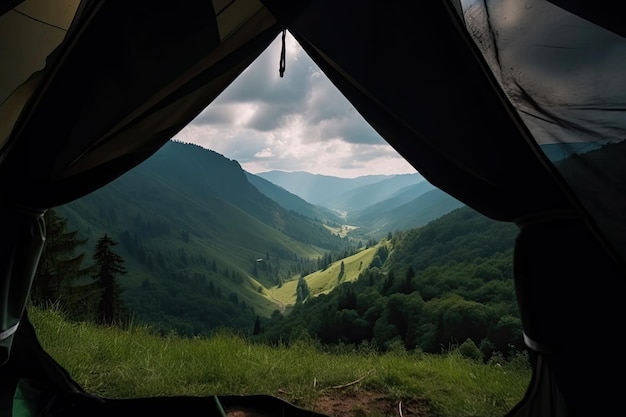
457, 338, 483, 361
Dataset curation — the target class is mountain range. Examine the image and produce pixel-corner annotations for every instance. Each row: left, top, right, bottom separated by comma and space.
55, 140, 463, 334
253, 170, 463, 239
254, 170, 427, 212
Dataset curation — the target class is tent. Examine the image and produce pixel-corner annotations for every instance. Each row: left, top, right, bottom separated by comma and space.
1, 0, 625, 415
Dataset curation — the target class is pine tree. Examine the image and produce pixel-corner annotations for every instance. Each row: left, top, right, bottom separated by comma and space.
92, 233, 127, 325
381, 270, 395, 295
31, 209, 96, 313
296, 277, 310, 304
253, 315, 261, 335
338, 260, 345, 281
400, 266, 415, 294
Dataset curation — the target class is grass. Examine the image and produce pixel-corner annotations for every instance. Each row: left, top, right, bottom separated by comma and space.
28, 306, 531, 417
269, 243, 381, 307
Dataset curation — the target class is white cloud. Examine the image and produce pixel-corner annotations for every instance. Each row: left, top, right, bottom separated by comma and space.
174, 31, 418, 179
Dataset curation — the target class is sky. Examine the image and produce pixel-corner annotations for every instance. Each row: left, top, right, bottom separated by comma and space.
173, 32, 418, 179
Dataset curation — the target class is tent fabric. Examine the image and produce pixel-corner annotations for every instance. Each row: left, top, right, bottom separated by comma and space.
0, 206, 45, 367
512, 217, 625, 416
1, 310, 86, 417
0, 0, 280, 208
462, 0, 626, 270
1, 0, 626, 416
0, 0, 82, 151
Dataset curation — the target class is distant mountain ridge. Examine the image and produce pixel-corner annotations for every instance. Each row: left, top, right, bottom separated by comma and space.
348, 188, 464, 238
255, 170, 426, 212
254, 169, 463, 239
330, 173, 430, 212
244, 172, 344, 225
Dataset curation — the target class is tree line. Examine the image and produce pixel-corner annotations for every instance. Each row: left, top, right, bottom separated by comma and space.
30, 209, 128, 326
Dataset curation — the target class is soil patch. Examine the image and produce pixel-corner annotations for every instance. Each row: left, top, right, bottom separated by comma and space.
224, 391, 433, 417
311, 391, 433, 417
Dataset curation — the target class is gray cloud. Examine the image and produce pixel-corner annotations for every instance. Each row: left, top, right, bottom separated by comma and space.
211, 37, 313, 105
176, 32, 417, 178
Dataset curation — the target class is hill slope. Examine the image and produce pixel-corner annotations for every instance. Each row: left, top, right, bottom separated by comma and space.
56, 141, 351, 335
244, 171, 344, 225
348, 188, 465, 240
257, 206, 521, 356
54, 140, 465, 335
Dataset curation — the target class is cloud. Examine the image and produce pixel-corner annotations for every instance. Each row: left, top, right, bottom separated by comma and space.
174, 31, 418, 178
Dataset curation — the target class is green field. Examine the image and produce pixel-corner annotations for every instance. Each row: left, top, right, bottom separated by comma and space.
268, 242, 382, 309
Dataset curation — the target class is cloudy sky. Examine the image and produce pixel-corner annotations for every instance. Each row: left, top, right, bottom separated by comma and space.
174, 32, 418, 179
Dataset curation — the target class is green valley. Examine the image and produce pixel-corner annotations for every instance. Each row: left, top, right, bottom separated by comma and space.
51, 139, 518, 359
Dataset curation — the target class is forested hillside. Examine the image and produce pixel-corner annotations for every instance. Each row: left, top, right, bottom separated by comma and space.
256, 206, 522, 360
50, 141, 521, 347
55, 141, 355, 335
347, 188, 464, 240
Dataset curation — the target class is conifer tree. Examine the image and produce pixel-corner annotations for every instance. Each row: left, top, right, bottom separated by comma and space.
296, 277, 310, 304
381, 270, 395, 295
92, 233, 127, 325
31, 209, 96, 313
253, 315, 261, 335
400, 265, 415, 294
338, 260, 345, 281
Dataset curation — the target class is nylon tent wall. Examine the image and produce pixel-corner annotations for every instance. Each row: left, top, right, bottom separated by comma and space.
272, 3, 626, 412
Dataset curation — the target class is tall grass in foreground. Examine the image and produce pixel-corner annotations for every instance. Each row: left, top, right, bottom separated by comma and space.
29, 307, 531, 417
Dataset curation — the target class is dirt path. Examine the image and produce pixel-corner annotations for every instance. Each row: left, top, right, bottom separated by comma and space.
267, 288, 286, 314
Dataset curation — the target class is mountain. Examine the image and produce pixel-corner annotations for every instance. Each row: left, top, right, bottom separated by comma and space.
61, 141, 349, 255
347, 188, 465, 240
255, 170, 463, 240
255, 170, 425, 211
54, 140, 463, 336
244, 172, 344, 225
324, 173, 428, 212
56, 141, 351, 335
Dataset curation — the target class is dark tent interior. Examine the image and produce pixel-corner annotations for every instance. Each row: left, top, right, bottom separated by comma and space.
1, 0, 625, 416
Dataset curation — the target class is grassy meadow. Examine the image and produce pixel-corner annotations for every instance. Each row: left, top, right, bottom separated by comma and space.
29, 306, 531, 417
269, 242, 382, 309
